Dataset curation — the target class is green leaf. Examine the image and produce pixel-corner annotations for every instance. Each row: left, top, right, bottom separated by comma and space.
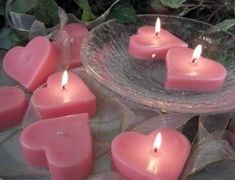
216, 18, 235, 31
0, 27, 15, 50
0, 6, 4, 16
160, 0, 186, 9
10, 0, 37, 13
35, 0, 60, 28
73, 0, 96, 21
108, 2, 137, 23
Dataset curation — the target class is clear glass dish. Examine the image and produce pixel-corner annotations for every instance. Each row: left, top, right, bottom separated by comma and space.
81, 14, 235, 114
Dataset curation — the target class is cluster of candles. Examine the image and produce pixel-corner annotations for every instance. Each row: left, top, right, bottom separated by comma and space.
128, 18, 227, 92
0, 18, 228, 180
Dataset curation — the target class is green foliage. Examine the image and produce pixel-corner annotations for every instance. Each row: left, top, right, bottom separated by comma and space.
1, 0, 235, 50
108, 2, 137, 23
73, 0, 96, 21
0, 0, 4, 16
0, 28, 14, 50
216, 18, 235, 31
160, 0, 186, 9
10, 0, 37, 13
35, 0, 60, 28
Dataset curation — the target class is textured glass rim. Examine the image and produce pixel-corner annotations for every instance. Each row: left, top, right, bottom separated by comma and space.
81, 14, 235, 115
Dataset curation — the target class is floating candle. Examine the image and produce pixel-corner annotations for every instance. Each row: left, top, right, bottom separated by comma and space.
20, 113, 93, 180
128, 18, 188, 60
31, 71, 96, 119
3, 36, 58, 91
111, 128, 191, 180
0, 86, 27, 130
165, 45, 227, 92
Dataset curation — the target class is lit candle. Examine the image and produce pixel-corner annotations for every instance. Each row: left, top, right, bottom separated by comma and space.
165, 45, 227, 92
111, 128, 191, 179
128, 18, 188, 60
31, 71, 96, 119
0, 86, 27, 130
20, 113, 93, 180
3, 36, 58, 91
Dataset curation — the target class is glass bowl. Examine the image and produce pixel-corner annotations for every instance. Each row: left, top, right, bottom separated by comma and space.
81, 15, 235, 114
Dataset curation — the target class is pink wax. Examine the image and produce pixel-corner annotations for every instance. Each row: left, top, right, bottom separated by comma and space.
63, 23, 89, 68
128, 26, 188, 60
111, 128, 191, 180
3, 36, 58, 91
165, 47, 227, 92
32, 71, 96, 119
20, 113, 93, 180
0, 86, 27, 130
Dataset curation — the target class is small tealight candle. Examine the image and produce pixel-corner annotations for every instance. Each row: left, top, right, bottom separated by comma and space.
31, 71, 96, 119
128, 18, 188, 60
111, 129, 191, 180
165, 45, 227, 92
0, 86, 27, 130
20, 113, 93, 180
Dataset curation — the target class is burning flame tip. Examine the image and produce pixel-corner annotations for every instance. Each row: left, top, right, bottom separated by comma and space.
153, 133, 162, 151
61, 70, 68, 88
192, 44, 202, 61
155, 18, 161, 35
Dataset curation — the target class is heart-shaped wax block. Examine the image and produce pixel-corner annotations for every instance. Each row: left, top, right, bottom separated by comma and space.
0, 86, 27, 130
20, 113, 93, 180
111, 129, 191, 180
63, 23, 88, 68
3, 36, 58, 91
128, 26, 188, 60
165, 47, 227, 92
32, 71, 96, 119
52, 23, 88, 69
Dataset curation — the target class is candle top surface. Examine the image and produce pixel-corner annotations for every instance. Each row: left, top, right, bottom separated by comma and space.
32, 71, 95, 107
21, 113, 91, 166
3, 36, 57, 91
166, 47, 227, 80
3, 36, 52, 83
134, 27, 188, 48
112, 128, 191, 179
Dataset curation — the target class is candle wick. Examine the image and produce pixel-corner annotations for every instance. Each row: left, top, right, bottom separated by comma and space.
56, 131, 65, 136
62, 85, 66, 90
192, 58, 197, 63
155, 32, 159, 37
154, 148, 157, 152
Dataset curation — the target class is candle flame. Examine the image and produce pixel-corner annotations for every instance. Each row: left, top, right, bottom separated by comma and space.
155, 18, 161, 36
192, 44, 202, 62
153, 133, 162, 152
61, 70, 68, 89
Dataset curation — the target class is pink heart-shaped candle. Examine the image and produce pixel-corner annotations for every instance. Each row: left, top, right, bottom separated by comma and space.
63, 23, 88, 68
32, 71, 96, 119
111, 129, 191, 180
165, 47, 227, 92
128, 25, 188, 60
20, 113, 93, 180
0, 86, 27, 130
3, 36, 58, 91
